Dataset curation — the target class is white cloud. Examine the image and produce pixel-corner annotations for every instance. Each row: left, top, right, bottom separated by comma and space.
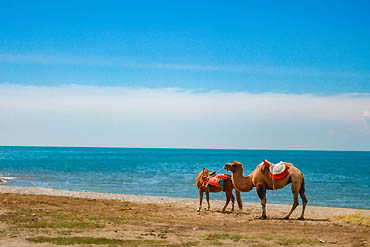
0, 84, 369, 150
1, 53, 369, 78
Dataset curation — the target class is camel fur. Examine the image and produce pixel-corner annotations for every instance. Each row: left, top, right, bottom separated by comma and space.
195, 169, 243, 213
224, 161, 307, 220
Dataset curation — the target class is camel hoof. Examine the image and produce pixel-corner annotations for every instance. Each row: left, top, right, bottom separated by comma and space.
283, 216, 290, 220
258, 215, 267, 220
298, 216, 305, 221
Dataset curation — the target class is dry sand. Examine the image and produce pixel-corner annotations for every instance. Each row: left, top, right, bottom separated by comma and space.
0, 185, 369, 246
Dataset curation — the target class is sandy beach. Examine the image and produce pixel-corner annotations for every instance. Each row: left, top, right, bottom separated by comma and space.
0, 186, 369, 247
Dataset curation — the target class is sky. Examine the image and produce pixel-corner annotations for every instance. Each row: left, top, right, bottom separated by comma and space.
1, 1, 370, 150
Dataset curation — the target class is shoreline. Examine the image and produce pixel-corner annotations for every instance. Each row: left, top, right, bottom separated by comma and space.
1, 185, 369, 217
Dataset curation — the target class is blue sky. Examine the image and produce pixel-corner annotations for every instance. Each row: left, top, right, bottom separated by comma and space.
1, 1, 370, 150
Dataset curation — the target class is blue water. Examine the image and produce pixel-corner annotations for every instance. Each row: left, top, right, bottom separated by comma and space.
0, 146, 369, 209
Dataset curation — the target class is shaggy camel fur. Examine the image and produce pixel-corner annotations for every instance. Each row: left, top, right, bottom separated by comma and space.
224, 161, 307, 220
195, 169, 243, 212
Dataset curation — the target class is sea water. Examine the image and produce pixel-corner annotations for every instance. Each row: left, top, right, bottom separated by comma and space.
0, 146, 369, 209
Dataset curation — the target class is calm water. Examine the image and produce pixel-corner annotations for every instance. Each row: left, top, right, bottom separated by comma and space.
0, 146, 369, 209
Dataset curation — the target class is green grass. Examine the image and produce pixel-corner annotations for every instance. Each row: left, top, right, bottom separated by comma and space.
204, 233, 242, 241
334, 215, 370, 225
249, 235, 274, 241
204, 233, 274, 242
29, 236, 166, 246
3, 210, 78, 221
277, 239, 320, 246
204, 233, 320, 246
167, 242, 198, 247
210, 241, 223, 246
25, 221, 102, 229
0, 210, 107, 229
29, 236, 198, 246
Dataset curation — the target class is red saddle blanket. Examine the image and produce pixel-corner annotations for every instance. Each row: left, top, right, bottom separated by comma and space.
206, 174, 229, 188
263, 160, 288, 180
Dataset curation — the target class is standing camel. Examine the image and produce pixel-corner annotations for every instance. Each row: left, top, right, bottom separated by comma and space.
224, 161, 307, 220
195, 169, 243, 212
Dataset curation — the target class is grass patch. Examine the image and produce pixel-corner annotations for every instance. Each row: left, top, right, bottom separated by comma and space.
29, 236, 165, 246
277, 239, 319, 246
205, 233, 242, 241
334, 215, 370, 225
25, 221, 102, 229
2, 210, 78, 220
29, 237, 198, 246
167, 242, 198, 247
204, 233, 319, 246
204, 233, 275, 242
57, 229, 83, 235
0, 210, 103, 229
210, 241, 223, 246
249, 235, 274, 241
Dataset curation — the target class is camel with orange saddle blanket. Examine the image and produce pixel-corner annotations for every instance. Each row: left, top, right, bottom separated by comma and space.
195, 169, 243, 212
224, 160, 307, 220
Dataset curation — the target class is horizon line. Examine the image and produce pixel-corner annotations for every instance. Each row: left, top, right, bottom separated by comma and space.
1, 145, 369, 152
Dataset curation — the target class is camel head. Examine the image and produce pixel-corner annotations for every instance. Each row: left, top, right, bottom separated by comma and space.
224, 161, 243, 173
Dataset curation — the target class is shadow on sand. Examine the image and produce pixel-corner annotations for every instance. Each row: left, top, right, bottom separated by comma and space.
257, 216, 330, 222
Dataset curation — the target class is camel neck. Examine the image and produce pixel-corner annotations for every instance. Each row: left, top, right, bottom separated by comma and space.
232, 168, 254, 192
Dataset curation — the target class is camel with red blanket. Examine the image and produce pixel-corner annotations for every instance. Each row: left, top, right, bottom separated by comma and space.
224, 160, 308, 220
195, 169, 242, 212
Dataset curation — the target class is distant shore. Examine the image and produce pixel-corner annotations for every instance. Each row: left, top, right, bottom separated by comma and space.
1, 185, 369, 217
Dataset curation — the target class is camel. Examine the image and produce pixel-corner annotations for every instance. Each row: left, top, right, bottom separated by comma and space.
195, 169, 243, 212
224, 161, 307, 220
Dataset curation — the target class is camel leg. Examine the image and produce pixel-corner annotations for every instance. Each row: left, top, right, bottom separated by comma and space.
206, 191, 210, 210
256, 185, 267, 219
284, 181, 300, 219
284, 193, 299, 219
235, 190, 243, 210
298, 180, 308, 220
221, 189, 231, 213
197, 191, 203, 212
230, 192, 235, 211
